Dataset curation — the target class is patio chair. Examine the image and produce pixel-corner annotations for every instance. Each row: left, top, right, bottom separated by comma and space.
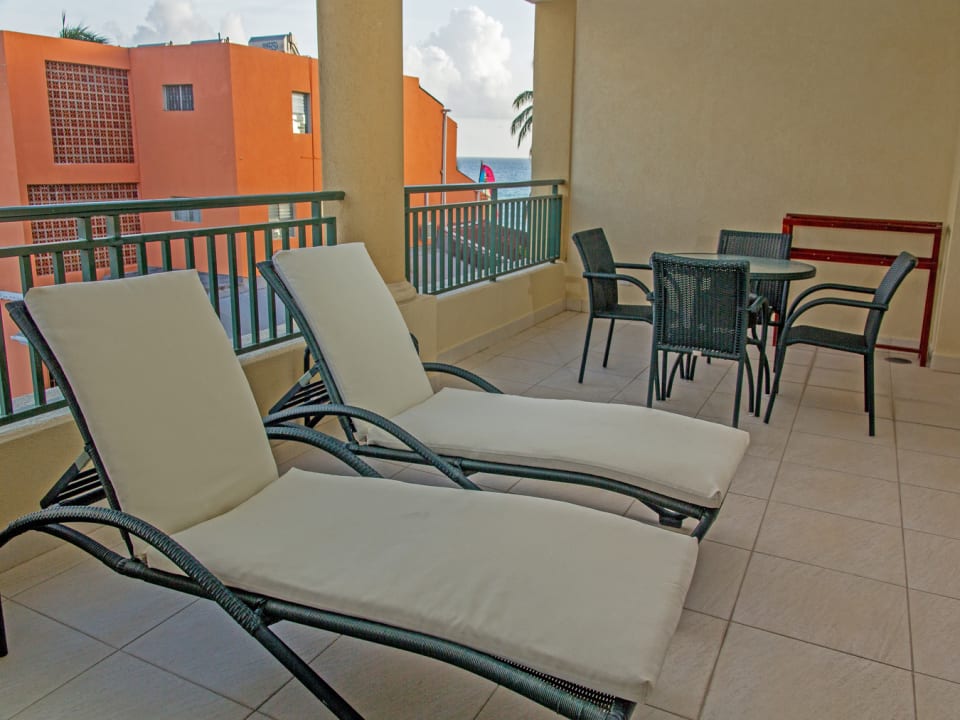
258, 243, 750, 539
764, 251, 918, 436
572, 228, 653, 383
646, 253, 765, 428
717, 229, 793, 392
0, 270, 701, 720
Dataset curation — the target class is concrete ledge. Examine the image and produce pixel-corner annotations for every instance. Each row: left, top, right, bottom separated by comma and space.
435, 262, 567, 363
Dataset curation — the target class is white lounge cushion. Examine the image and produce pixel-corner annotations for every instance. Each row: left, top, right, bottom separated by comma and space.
24, 272, 279, 537
148, 468, 698, 702
367, 388, 748, 508
272, 244, 434, 432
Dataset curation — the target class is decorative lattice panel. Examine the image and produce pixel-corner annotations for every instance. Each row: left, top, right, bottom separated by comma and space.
28, 184, 141, 275
46, 60, 135, 164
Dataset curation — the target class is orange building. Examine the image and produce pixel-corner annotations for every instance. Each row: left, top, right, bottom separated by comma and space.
0, 29, 473, 397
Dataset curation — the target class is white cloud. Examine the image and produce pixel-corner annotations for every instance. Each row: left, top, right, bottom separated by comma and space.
220, 13, 246, 45
404, 6, 513, 119
132, 0, 216, 45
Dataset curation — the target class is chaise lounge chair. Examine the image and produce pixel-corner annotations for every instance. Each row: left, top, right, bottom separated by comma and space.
259, 243, 750, 539
0, 270, 700, 719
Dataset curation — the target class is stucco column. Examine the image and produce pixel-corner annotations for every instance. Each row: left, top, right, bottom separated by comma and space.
316, 0, 411, 296
530, 0, 579, 306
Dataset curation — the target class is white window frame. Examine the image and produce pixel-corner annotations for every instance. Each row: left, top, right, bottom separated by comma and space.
292, 92, 310, 133
163, 84, 194, 112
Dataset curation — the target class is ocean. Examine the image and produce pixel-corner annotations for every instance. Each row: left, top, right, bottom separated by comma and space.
457, 157, 532, 199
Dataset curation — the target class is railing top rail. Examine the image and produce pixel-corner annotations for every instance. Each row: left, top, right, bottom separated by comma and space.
405, 179, 565, 195
0, 191, 346, 222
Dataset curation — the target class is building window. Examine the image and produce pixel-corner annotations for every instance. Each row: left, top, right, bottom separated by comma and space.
172, 208, 201, 223
163, 84, 194, 111
28, 183, 141, 275
45, 61, 135, 164
292, 92, 310, 133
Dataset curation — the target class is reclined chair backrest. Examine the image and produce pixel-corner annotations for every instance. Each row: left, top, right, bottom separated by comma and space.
21, 271, 279, 537
271, 243, 435, 426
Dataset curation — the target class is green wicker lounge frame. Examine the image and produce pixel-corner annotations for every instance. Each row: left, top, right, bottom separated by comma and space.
0, 271, 701, 720
258, 243, 749, 539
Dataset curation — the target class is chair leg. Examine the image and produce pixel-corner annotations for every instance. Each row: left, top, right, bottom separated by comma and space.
763, 342, 788, 425
578, 316, 594, 384
647, 343, 659, 407
865, 353, 876, 437
603, 319, 616, 368
732, 358, 745, 428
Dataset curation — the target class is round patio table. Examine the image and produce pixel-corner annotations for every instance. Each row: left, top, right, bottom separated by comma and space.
670, 250, 817, 339
672, 253, 817, 281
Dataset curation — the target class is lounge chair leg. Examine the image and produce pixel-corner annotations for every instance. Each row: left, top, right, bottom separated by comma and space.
658, 509, 685, 529
865, 354, 876, 437
603, 319, 615, 368
253, 626, 364, 720
646, 348, 658, 406
578, 318, 594, 384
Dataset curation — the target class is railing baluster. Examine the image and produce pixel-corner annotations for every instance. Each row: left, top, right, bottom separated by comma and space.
77, 217, 97, 282
226, 232, 242, 351
246, 229, 260, 346
0, 309, 13, 417
106, 216, 124, 279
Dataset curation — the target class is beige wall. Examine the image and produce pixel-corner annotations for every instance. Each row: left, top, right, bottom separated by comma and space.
559, 0, 960, 362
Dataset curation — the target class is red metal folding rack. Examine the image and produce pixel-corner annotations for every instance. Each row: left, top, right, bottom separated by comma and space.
781, 213, 941, 367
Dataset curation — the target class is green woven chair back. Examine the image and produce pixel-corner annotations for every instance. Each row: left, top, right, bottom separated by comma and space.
651, 252, 750, 360
572, 228, 620, 314
864, 251, 918, 346
718, 229, 792, 318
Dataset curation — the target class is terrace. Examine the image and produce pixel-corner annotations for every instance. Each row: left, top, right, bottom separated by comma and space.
2, 312, 960, 718
3, 0, 960, 718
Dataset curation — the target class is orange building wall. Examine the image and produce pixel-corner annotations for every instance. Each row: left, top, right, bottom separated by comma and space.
403, 75, 474, 206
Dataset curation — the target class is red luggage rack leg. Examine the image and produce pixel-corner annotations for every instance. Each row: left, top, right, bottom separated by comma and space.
781, 213, 941, 367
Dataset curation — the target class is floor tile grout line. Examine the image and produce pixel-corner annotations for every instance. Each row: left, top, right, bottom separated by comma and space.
690, 348, 804, 719
6, 647, 124, 720
723, 621, 916, 676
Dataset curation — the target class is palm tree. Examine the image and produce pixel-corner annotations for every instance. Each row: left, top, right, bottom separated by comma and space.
510, 90, 533, 150
59, 12, 109, 44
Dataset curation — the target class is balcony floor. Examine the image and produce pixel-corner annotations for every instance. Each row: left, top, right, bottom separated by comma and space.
3, 311, 960, 719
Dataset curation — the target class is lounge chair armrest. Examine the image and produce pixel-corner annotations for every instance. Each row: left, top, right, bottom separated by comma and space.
582, 271, 653, 296
265, 403, 480, 491
785, 281, 876, 318
265, 424, 382, 477
0, 506, 265, 637
783, 297, 887, 334
422, 362, 503, 393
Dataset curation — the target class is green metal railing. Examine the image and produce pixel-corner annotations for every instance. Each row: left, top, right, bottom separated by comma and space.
0, 191, 343, 425
404, 179, 564, 294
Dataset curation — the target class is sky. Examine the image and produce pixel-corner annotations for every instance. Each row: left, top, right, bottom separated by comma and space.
0, 0, 534, 157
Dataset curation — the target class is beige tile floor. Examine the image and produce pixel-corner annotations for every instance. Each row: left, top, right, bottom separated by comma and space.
3, 310, 960, 719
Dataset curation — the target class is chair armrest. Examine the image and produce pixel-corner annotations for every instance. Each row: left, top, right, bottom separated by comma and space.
582, 271, 653, 296
782, 297, 887, 335
614, 262, 652, 271
265, 424, 382, 477
747, 295, 769, 315
422, 362, 503, 393
786, 282, 876, 318
264, 403, 480, 490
